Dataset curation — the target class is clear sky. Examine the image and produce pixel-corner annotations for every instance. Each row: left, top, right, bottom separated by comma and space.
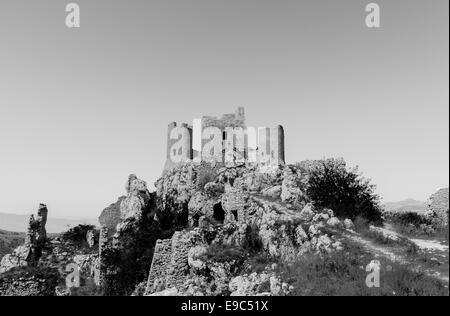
0, 0, 448, 219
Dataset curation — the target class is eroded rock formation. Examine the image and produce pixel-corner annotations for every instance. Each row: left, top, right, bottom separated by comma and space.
142, 163, 346, 296
0, 204, 48, 273
99, 197, 125, 236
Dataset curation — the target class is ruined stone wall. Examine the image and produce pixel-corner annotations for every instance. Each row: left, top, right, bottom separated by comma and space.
98, 226, 109, 286
145, 239, 172, 293
202, 107, 246, 165
202, 107, 246, 130
145, 231, 196, 294
221, 190, 249, 223
165, 231, 194, 288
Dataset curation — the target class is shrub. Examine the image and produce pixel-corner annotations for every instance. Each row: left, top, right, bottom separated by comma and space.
384, 211, 447, 239
202, 244, 247, 264
364, 229, 398, 245
353, 216, 370, 232
242, 224, 263, 252
245, 253, 275, 274
62, 224, 97, 247
196, 162, 218, 190
307, 158, 383, 225
389, 212, 430, 227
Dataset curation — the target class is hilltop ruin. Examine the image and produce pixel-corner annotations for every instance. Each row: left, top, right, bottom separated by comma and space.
163, 107, 285, 172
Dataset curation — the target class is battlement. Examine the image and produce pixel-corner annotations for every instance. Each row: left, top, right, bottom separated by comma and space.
163, 107, 285, 173
202, 107, 246, 129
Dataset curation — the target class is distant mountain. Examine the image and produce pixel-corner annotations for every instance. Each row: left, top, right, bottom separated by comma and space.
382, 199, 427, 214
0, 212, 98, 234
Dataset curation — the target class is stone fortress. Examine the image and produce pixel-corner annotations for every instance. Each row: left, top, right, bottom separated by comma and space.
163, 107, 285, 172
143, 109, 288, 294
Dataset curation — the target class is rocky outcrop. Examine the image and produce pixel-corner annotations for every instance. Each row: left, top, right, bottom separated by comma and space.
142, 191, 344, 296
0, 204, 48, 273
99, 175, 162, 295
114, 174, 155, 238
426, 188, 449, 228
120, 174, 152, 221
99, 197, 125, 236
156, 163, 197, 212
188, 192, 215, 227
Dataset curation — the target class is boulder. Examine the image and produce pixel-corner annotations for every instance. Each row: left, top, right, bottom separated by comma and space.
344, 219, 355, 230
187, 245, 208, 272
299, 204, 315, 222
327, 217, 342, 228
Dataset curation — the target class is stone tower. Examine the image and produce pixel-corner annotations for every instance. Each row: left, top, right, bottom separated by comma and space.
163, 122, 193, 172
162, 107, 285, 172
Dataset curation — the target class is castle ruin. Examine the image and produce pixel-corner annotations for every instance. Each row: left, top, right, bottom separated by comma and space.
163, 107, 285, 172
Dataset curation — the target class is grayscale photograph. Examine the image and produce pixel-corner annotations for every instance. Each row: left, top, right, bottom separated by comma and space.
0, 0, 448, 301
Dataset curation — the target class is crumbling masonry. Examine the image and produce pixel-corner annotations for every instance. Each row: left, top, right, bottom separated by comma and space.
145, 231, 194, 294
163, 107, 285, 172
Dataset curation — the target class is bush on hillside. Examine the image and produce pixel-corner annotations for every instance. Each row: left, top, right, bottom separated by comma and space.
202, 244, 248, 265
385, 211, 448, 240
62, 224, 97, 246
306, 158, 383, 225
196, 162, 218, 190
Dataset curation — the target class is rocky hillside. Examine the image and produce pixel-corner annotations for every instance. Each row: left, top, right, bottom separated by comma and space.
1, 159, 448, 296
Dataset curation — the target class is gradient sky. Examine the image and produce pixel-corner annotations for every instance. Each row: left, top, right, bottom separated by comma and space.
0, 0, 448, 219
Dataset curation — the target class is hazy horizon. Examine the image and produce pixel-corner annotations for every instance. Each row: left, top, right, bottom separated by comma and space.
1, 0, 448, 219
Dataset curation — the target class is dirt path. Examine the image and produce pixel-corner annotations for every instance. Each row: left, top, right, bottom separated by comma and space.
342, 230, 449, 283
248, 196, 449, 284
409, 238, 449, 252
342, 230, 407, 264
